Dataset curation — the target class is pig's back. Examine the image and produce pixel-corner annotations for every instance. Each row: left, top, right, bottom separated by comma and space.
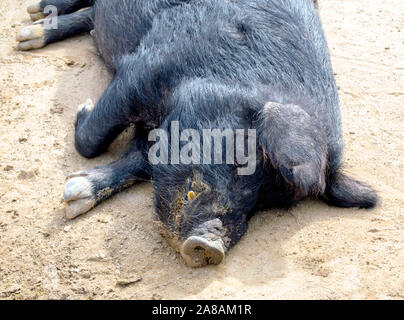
92, 0, 192, 70
135, 0, 342, 158
93, 0, 343, 167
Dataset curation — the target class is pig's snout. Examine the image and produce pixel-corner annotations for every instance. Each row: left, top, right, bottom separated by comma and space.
181, 236, 225, 267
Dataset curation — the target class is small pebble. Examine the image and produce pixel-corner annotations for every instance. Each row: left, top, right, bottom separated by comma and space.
116, 275, 142, 287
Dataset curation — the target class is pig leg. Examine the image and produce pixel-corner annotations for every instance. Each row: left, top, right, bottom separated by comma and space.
258, 102, 327, 198
73, 90, 135, 159
64, 138, 151, 219
73, 59, 158, 158
16, 7, 93, 51
26, 0, 95, 21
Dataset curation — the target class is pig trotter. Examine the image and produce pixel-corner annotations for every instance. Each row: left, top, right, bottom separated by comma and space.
27, 3, 47, 21
64, 173, 97, 219
74, 77, 133, 158
17, 6, 94, 51
76, 99, 95, 120
27, 0, 95, 19
64, 138, 151, 219
16, 24, 46, 50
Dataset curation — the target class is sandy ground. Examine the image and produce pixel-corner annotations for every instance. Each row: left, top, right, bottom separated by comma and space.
0, 0, 403, 300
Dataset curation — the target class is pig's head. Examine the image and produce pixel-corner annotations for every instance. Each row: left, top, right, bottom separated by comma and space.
149, 81, 267, 267
153, 163, 262, 267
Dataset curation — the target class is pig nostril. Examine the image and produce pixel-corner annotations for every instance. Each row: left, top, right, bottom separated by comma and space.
181, 236, 225, 268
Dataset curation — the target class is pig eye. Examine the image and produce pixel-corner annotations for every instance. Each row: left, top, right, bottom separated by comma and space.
187, 191, 197, 201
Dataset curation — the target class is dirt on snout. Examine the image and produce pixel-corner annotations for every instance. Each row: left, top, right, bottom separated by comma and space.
0, 0, 403, 299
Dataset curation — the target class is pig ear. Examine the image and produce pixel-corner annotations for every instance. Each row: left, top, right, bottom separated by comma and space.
257, 102, 327, 196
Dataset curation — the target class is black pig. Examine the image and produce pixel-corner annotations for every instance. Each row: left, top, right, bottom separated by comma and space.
17, 0, 377, 267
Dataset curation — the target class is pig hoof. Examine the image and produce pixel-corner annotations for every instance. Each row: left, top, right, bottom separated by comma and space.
64, 175, 96, 219
29, 12, 46, 21
77, 99, 95, 113
181, 236, 225, 267
27, 3, 46, 21
16, 25, 46, 51
27, 3, 41, 14
75, 99, 95, 128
